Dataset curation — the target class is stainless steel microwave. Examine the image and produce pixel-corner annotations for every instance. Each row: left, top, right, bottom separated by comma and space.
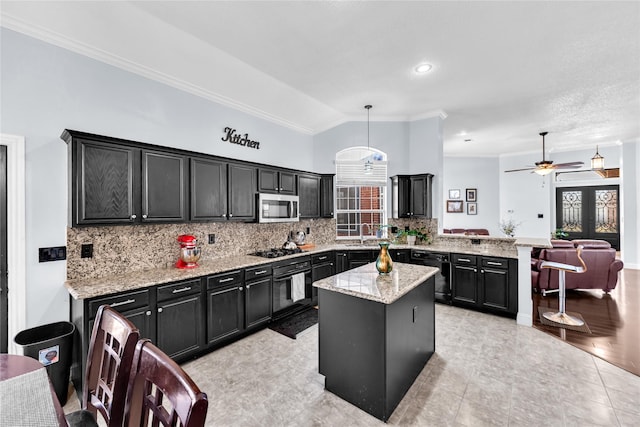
257, 193, 300, 223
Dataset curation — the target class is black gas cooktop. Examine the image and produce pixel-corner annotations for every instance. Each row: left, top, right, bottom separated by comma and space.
252, 247, 305, 258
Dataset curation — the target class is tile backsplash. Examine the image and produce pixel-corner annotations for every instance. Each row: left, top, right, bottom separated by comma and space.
66, 218, 438, 280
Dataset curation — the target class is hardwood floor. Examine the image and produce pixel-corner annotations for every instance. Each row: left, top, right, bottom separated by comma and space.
533, 267, 640, 377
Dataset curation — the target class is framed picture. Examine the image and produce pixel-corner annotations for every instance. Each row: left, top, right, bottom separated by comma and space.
448, 189, 461, 199
446, 200, 464, 213
467, 202, 477, 215
466, 188, 477, 202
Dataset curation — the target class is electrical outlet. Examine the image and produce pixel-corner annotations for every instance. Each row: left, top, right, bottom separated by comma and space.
208, 234, 216, 244
305, 227, 310, 234
538, 213, 544, 218
471, 239, 481, 245
39, 246, 67, 262
81, 244, 93, 258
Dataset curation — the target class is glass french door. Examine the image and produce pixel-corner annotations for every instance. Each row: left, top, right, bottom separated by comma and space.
556, 185, 620, 249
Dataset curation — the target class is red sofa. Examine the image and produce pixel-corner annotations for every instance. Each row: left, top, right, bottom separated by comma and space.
532, 239, 623, 294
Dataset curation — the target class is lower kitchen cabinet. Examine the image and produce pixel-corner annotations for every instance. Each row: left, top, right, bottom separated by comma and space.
451, 253, 517, 316
335, 251, 348, 273
311, 252, 336, 305
245, 265, 273, 329
348, 250, 377, 270
389, 248, 410, 263
156, 279, 204, 360
207, 270, 244, 345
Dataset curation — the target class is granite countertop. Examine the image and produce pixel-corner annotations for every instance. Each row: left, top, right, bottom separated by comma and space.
65, 240, 516, 300
313, 262, 439, 304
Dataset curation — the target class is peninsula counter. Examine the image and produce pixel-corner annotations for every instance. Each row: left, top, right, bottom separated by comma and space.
313, 262, 439, 421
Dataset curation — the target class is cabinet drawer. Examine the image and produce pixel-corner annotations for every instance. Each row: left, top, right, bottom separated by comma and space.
89, 289, 150, 319
245, 265, 272, 282
312, 252, 333, 264
207, 270, 243, 290
481, 257, 509, 269
452, 254, 477, 265
349, 250, 376, 261
157, 279, 201, 302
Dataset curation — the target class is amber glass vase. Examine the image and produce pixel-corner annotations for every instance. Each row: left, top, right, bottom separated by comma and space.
376, 242, 393, 275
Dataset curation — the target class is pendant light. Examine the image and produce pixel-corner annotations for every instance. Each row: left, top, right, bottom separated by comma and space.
591, 146, 604, 170
364, 104, 373, 175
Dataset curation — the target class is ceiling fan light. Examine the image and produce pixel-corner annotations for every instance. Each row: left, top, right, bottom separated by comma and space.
534, 168, 554, 176
591, 146, 604, 170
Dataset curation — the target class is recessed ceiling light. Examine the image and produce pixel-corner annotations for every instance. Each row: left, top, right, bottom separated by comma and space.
414, 63, 433, 74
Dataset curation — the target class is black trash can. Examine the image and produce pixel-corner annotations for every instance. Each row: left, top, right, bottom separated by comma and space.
14, 321, 75, 405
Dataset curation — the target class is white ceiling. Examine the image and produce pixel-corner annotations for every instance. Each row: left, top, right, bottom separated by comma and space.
1, 1, 639, 156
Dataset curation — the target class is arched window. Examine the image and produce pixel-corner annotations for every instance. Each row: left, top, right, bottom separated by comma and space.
335, 147, 388, 239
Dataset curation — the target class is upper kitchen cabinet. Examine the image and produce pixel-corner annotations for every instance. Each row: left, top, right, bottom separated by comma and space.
63, 130, 187, 226
228, 163, 257, 221
190, 157, 227, 221
320, 174, 335, 218
390, 174, 434, 219
258, 168, 296, 195
298, 174, 321, 218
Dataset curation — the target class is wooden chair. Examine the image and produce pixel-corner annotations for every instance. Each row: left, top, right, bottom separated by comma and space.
539, 245, 587, 326
124, 339, 208, 427
66, 305, 140, 427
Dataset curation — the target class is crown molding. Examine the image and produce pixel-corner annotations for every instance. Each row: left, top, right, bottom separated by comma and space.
1, 14, 315, 135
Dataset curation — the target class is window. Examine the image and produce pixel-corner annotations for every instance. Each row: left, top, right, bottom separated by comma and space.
335, 147, 387, 239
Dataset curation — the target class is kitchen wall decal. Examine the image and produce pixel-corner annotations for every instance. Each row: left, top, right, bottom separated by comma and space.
222, 127, 260, 149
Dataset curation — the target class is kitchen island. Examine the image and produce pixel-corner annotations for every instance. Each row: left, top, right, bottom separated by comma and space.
313, 262, 438, 422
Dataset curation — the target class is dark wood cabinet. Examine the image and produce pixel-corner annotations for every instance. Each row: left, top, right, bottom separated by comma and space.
390, 174, 433, 219
206, 270, 244, 345
320, 174, 335, 218
228, 163, 257, 221
190, 157, 227, 221
155, 279, 203, 360
311, 252, 335, 305
63, 131, 187, 226
258, 168, 296, 195
389, 249, 410, 263
298, 174, 321, 218
244, 265, 272, 329
335, 251, 348, 273
348, 250, 377, 270
451, 253, 517, 315
141, 150, 188, 222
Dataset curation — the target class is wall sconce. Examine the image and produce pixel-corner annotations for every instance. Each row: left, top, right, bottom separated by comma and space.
591, 146, 604, 170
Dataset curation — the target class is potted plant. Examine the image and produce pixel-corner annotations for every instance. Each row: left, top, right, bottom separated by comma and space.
552, 228, 569, 239
499, 218, 521, 237
397, 227, 430, 246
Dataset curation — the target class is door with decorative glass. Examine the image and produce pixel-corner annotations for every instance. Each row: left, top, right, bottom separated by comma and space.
555, 185, 619, 249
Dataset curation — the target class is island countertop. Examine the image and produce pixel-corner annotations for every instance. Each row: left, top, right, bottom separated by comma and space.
313, 262, 439, 305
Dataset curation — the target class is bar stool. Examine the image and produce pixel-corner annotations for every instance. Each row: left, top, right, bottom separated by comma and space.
539, 245, 587, 326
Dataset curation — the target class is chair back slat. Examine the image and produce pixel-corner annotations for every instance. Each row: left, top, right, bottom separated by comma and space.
125, 340, 208, 427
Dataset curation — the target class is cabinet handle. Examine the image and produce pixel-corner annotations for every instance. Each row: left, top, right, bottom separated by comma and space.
486, 261, 502, 266
172, 286, 192, 294
142, 214, 148, 219
222, 214, 227, 218
239, 286, 244, 291
219, 277, 235, 283
329, 263, 334, 266
145, 311, 152, 316
458, 258, 471, 262
158, 307, 163, 313
130, 214, 137, 220
110, 299, 135, 308
318, 256, 328, 260
229, 213, 233, 218
474, 268, 478, 273
254, 270, 267, 275
481, 269, 485, 273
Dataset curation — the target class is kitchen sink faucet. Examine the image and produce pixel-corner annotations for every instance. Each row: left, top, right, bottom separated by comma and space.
360, 223, 371, 244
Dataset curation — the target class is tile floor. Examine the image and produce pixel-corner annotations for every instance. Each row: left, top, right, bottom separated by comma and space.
65, 304, 640, 426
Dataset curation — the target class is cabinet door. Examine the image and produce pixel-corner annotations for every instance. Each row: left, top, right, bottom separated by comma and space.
390, 249, 410, 263
75, 140, 139, 225
410, 174, 433, 218
335, 252, 348, 273
245, 277, 272, 329
190, 158, 227, 221
452, 264, 478, 305
312, 262, 335, 283
320, 174, 334, 218
279, 171, 297, 195
120, 307, 155, 342
258, 168, 279, 193
156, 294, 203, 359
142, 150, 188, 222
480, 268, 509, 312
228, 163, 256, 221
298, 174, 321, 218
390, 175, 411, 218
207, 285, 244, 344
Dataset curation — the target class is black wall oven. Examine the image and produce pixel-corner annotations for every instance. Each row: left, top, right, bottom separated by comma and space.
271, 256, 313, 320
411, 250, 451, 303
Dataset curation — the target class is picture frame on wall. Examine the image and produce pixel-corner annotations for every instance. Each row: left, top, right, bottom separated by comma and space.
467, 202, 477, 215
448, 189, 461, 199
446, 200, 464, 213
466, 188, 477, 202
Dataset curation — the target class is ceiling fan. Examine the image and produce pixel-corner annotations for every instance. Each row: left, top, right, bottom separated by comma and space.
504, 132, 584, 175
